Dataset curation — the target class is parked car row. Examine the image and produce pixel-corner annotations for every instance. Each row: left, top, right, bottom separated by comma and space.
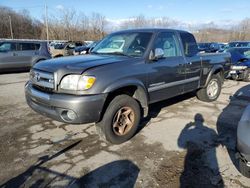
198, 42, 226, 53
49, 41, 84, 58
197, 41, 250, 82
73, 41, 99, 55
198, 41, 250, 53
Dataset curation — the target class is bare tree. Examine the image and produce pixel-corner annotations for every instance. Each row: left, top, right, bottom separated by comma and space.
0, 6, 42, 39
1, 5, 249, 43
238, 18, 250, 40
88, 13, 106, 40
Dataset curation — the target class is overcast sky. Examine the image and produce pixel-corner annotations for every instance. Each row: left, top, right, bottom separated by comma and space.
1, 0, 249, 26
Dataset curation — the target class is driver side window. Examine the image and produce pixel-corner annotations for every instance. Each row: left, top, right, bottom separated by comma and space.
154, 32, 181, 58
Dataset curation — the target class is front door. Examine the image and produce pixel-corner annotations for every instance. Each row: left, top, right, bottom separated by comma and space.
147, 32, 186, 103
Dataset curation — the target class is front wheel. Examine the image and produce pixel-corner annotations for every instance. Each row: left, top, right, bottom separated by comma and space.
196, 74, 222, 102
95, 95, 141, 144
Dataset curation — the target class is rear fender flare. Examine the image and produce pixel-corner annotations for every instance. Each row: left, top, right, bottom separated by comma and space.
205, 65, 224, 87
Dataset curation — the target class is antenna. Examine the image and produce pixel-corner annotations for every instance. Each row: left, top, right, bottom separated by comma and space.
45, 4, 49, 41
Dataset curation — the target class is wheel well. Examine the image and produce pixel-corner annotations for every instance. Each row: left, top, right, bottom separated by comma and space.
99, 86, 148, 122
205, 68, 224, 87
214, 68, 224, 83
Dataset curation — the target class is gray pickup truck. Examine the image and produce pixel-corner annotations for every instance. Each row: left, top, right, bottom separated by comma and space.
25, 29, 231, 144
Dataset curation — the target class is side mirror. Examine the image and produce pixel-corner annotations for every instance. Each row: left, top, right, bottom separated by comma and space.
149, 48, 164, 61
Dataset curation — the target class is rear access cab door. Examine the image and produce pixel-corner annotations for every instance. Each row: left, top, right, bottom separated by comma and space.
147, 31, 202, 103
179, 32, 201, 93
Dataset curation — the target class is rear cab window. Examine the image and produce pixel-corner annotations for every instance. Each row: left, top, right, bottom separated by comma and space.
180, 32, 198, 57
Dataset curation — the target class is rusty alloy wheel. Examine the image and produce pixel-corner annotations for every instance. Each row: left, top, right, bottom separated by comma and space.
112, 106, 135, 136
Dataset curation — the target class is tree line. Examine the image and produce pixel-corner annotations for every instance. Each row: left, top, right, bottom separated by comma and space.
0, 6, 249, 42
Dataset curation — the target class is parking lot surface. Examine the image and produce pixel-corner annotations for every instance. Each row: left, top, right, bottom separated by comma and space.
0, 72, 250, 187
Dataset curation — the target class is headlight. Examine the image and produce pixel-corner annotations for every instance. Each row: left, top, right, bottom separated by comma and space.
60, 75, 96, 90
231, 65, 248, 70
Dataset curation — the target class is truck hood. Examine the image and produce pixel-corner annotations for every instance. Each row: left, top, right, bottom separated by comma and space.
33, 54, 133, 74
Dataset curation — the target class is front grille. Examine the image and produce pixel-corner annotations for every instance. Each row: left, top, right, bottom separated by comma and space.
33, 84, 54, 93
30, 69, 55, 91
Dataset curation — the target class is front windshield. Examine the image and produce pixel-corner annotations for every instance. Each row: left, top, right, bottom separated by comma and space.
92, 32, 153, 57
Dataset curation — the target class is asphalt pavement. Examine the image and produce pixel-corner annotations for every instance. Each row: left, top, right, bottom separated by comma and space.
0, 72, 250, 187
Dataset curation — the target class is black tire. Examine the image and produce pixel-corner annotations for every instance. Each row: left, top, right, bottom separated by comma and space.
243, 69, 250, 82
196, 74, 222, 102
95, 95, 141, 144
239, 158, 250, 178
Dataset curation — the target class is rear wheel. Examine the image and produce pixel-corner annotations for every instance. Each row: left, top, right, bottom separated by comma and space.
95, 95, 141, 144
196, 74, 222, 102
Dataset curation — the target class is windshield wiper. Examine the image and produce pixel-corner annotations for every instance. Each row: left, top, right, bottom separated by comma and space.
105, 52, 132, 57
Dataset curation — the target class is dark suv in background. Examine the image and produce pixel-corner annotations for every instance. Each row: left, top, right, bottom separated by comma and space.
198, 42, 220, 53
0, 40, 51, 72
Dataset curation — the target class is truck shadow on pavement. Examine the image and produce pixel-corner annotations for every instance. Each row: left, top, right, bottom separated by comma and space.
178, 114, 224, 187
1, 139, 139, 188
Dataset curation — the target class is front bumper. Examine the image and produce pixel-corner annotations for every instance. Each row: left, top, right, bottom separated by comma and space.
229, 66, 247, 76
25, 82, 107, 124
229, 70, 245, 74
